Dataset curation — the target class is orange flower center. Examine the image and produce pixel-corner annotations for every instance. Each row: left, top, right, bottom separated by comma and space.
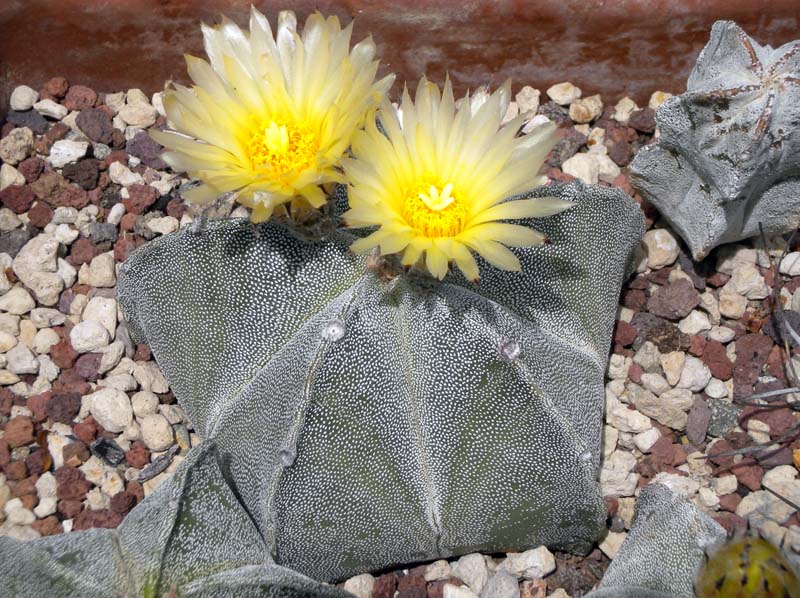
402, 182, 467, 237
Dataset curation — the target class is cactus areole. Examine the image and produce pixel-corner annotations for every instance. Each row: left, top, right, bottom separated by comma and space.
113, 181, 643, 582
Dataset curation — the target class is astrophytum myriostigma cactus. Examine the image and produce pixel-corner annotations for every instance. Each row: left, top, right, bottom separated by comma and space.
115, 181, 643, 583
0, 443, 350, 597
631, 21, 800, 261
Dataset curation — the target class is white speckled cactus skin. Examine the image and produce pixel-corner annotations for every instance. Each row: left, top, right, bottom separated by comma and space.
0, 181, 644, 594
585, 484, 726, 598
117, 181, 643, 582
631, 21, 800, 260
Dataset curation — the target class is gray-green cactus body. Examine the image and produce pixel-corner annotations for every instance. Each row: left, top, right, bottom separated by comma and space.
116, 181, 644, 582
586, 484, 726, 598
631, 20, 800, 260
0, 443, 347, 598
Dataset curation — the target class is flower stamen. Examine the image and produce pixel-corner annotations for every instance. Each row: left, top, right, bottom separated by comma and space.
403, 182, 467, 237
248, 120, 320, 176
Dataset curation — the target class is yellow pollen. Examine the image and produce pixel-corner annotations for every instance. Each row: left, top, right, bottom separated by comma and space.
248, 120, 319, 176
402, 182, 467, 237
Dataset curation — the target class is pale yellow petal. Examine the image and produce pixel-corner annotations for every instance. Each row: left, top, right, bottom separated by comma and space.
425, 243, 449, 280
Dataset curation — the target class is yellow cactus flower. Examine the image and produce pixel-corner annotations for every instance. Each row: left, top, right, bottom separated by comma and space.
342, 78, 571, 281
151, 7, 394, 222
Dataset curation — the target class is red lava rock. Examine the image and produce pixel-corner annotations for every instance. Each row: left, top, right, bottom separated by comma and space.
63, 85, 97, 111
32, 515, 62, 536
19, 494, 37, 510
113, 234, 144, 262
741, 405, 796, 439
713, 512, 747, 535
126, 130, 168, 170
702, 340, 733, 380
397, 566, 427, 594
76, 108, 115, 144
613, 320, 637, 346
628, 108, 656, 133
10, 476, 38, 500
3, 416, 34, 448
706, 272, 730, 287
17, 156, 45, 183
28, 201, 54, 228
101, 150, 129, 170
73, 418, 98, 445
757, 446, 794, 467
611, 172, 635, 196
41, 77, 69, 99
766, 344, 788, 383
110, 490, 137, 515
74, 353, 102, 382
62, 441, 90, 467
123, 184, 159, 214
166, 198, 188, 219
718, 493, 742, 512
604, 122, 637, 166
46, 391, 82, 424
126, 480, 144, 504
30, 171, 70, 204
125, 442, 150, 469
604, 496, 619, 516
0, 440, 9, 467
27, 391, 50, 422
57, 498, 83, 518
55, 466, 92, 500
62, 159, 100, 190
646, 279, 699, 320
53, 368, 91, 396
25, 450, 48, 475
119, 212, 137, 232
646, 267, 672, 286
520, 580, 548, 598
87, 188, 103, 206
649, 436, 686, 466
627, 362, 643, 384
73, 508, 124, 531
688, 335, 706, 357
733, 334, 774, 398
50, 338, 79, 368
546, 127, 587, 168
623, 289, 647, 311
1, 122, 14, 137
686, 396, 711, 445
44, 122, 71, 144
0, 184, 36, 214
68, 238, 99, 267
0, 390, 12, 418
732, 462, 763, 491
5, 460, 28, 481
133, 343, 151, 361
57, 184, 90, 209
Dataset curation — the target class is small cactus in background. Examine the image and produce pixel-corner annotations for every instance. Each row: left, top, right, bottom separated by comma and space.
631, 21, 800, 261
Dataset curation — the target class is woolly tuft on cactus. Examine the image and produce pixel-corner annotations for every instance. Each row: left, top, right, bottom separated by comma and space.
115, 180, 643, 582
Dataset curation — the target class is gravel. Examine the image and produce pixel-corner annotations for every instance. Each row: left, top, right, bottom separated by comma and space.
2, 77, 800, 595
